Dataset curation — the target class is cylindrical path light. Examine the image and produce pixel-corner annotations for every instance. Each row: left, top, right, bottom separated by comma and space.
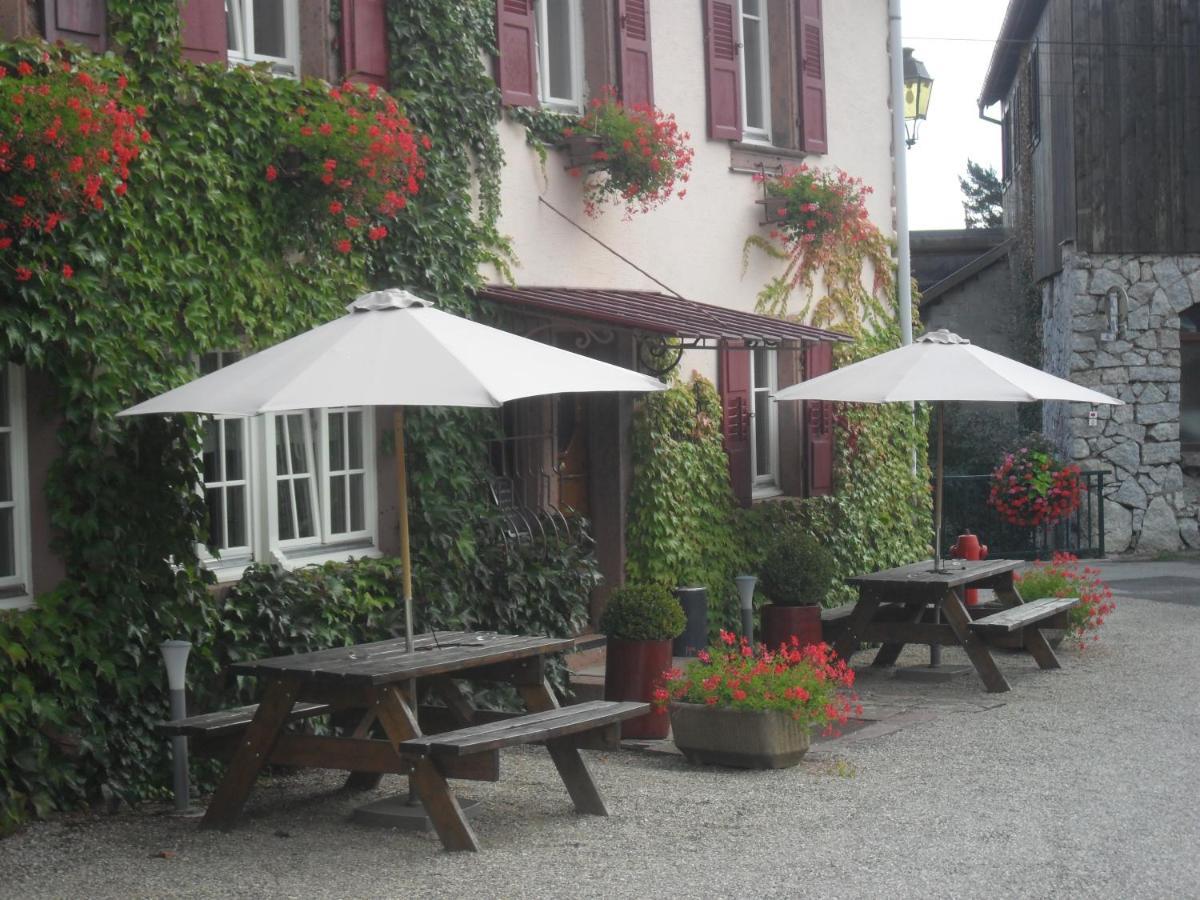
160, 640, 192, 813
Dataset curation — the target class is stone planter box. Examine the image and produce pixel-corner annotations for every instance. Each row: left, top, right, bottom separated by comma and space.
668, 702, 811, 769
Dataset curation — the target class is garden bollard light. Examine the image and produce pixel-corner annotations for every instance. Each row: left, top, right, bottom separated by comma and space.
160, 640, 192, 813
735, 575, 757, 646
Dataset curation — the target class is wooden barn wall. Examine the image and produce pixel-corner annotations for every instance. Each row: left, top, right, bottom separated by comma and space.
1072, 0, 1200, 255
1031, 0, 1075, 279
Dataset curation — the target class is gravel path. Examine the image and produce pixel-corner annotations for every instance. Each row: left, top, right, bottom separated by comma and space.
2, 585, 1197, 899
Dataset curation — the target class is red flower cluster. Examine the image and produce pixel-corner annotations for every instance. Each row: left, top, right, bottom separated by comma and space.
1015, 552, 1116, 648
269, 81, 426, 254
757, 164, 878, 292
988, 447, 1082, 528
653, 630, 859, 734
565, 85, 693, 219
0, 54, 145, 278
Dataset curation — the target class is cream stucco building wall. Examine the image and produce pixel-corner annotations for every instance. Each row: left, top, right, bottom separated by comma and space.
484, 0, 895, 382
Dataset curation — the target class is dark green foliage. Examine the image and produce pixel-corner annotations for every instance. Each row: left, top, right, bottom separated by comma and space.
0, 0, 595, 832
758, 531, 837, 606
598, 583, 685, 641
960, 159, 1004, 229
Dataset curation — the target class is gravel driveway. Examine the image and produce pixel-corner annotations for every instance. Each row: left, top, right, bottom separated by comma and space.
3, 572, 1197, 899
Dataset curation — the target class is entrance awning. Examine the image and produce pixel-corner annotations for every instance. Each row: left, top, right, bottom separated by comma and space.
475, 286, 851, 348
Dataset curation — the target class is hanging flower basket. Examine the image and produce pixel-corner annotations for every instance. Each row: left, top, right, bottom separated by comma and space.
988, 447, 1082, 528
559, 133, 603, 169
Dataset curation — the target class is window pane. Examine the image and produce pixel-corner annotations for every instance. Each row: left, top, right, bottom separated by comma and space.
274, 416, 289, 473
224, 419, 244, 481
277, 481, 295, 540
286, 414, 308, 473
293, 479, 315, 538
253, 0, 287, 58
206, 488, 224, 548
226, 0, 244, 54
1182, 341, 1200, 443
0, 507, 12, 577
0, 433, 12, 503
743, 18, 765, 130
330, 475, 347, 535
744, 0, 761, 14
350, 473, 365, 532
348, 411, 363, 469
753, 349, 769, 388
202, 421, 221, 483
0, 367, 10, 427
755, 391, 771, 476
227, 485, 247, 547
545, 0, 574, 100
329, 412, 345, 471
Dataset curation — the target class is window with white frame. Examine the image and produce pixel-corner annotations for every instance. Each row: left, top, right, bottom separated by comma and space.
750, 347, 779, 495
738, 0, 771, 142
197, 354, 377, 578
227, 0, 300, 76
536, 0, 583, 111
0, 364, 32, 609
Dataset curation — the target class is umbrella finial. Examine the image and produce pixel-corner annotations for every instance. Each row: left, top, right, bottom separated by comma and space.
917, 329, 970, 345
349, 289, 434, 313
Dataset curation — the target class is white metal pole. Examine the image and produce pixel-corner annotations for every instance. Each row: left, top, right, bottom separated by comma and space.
889, 0, 913, 348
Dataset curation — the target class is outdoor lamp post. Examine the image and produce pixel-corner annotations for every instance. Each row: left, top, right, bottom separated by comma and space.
903, 48, 934, 148
160, 640, 192, 813
734, 575, 757, 645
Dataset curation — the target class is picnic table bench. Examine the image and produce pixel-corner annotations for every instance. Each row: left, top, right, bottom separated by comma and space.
832, 559, 1080, 693
157, 631, 647, 852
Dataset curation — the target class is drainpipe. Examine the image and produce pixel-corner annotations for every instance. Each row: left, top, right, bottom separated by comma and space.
888, 0, 912, 347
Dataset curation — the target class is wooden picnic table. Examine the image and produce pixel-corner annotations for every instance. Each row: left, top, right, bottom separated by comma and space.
831, 559, 1077, 693
174, 631, 646, 851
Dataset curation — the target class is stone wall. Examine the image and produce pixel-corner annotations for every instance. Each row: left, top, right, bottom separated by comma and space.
1043, 244, 1200, 554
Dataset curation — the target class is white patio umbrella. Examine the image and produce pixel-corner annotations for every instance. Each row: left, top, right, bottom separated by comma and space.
121, 288, 665, 649
773, 329, 1122, 569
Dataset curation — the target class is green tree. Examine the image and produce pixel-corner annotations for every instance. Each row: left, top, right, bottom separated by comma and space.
959, 159, 1003, 228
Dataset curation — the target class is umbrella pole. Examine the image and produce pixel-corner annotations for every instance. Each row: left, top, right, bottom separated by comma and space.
394, 409, 415, 652
934, 401, 944, 573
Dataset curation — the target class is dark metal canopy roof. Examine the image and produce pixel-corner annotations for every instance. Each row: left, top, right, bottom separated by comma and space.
979, 0, 1048, 108
475, 285, 851, 347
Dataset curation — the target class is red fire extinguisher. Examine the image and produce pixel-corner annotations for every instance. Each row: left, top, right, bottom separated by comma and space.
950, 531, 988, 606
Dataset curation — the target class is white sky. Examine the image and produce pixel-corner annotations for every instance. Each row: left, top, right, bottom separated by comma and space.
902, 0, 1011, 230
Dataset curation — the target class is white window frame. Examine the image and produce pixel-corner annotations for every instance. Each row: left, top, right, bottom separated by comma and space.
197, 353, 255, 577
750, 347, 781, 498
535, 0, 584, 112
0, 365, 32, 611
738, 0, 773, 144
227, 0, 301, 78
320, 407, 374, 544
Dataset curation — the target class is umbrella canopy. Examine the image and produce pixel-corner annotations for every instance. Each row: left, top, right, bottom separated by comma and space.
122, 289, 664, 417
772, 329, 1122, 571
773, 329, 1122, 406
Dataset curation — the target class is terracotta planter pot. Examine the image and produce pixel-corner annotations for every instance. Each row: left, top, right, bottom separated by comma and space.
669, 702, 811, 769
604, 638, 672, 739
761, 604, 822, 650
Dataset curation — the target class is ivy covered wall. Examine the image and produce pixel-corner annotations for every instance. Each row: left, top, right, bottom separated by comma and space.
0, 0, 597, 832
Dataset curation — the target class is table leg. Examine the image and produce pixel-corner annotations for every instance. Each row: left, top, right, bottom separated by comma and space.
342, 709, 384, 792
940, 590, 1011, 693
373, 685, 481, 853
871, 601, 929, 668
1023, 626, 1063, 670
519, 678, 607, 817
201, 676, 300, 831
835, 591, 882, 663
992, 574, 1024, 609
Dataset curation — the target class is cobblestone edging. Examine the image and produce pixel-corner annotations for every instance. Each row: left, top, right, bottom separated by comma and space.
1042, 244, 1200, 553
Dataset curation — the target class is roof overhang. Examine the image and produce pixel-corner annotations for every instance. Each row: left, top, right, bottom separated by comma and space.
979, 0, 1048, 109
475, 286, 852, 348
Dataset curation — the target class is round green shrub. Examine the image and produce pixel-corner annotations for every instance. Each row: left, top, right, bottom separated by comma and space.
758, 531, 837, 606
599, 583, 686, 641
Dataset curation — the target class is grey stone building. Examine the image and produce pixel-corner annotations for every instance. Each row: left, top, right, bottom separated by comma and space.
981, 0, 1200, 554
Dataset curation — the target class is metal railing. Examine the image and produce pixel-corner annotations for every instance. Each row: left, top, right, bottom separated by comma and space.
939, 470, 1106, 560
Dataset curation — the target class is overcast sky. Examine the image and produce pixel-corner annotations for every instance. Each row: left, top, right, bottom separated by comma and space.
902, 0, 1011, 230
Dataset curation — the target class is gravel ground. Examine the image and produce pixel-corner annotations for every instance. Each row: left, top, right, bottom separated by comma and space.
2, 582, 1198, 899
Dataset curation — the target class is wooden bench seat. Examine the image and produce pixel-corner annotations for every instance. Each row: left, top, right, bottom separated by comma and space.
398, 700, 648, 757
969, 597, 1079, 635
156, 702, 331, 739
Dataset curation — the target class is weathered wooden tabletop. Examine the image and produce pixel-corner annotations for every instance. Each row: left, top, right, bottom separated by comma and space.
846, 558, 1023, 592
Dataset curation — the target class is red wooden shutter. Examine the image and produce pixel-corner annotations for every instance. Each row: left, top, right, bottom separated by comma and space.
179, 0, 227, 65
805, 341, 834, 497
796, 0, 827, 153
719, 343, 753, 508
341, 0, 389, 87
617, 0, 654, 107
703, 0, 742, 141
495, 0, 538, 107
43, 0, 107, 53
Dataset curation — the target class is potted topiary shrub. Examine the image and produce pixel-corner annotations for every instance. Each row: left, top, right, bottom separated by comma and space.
600, 582, 686, 740
655, 631, 858, 768
758, 531, 837, 650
